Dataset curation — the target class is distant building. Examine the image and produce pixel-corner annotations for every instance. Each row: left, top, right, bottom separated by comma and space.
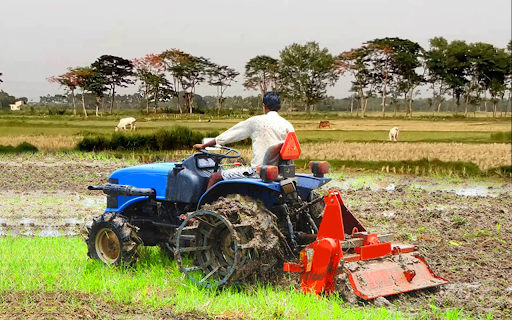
9, 100, 25, 111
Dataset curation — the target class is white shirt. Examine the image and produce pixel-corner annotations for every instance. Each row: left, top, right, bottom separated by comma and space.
216, 111, 295, 167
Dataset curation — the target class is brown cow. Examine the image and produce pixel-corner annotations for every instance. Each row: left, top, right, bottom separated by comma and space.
318, 121, 331, 129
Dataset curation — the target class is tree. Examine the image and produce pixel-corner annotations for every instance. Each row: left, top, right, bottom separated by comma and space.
387, 39, 425, 117
0, 91, 16, 109
486, 47, 510, 117
279, 42, 339, 113
132, 54, 166, 113
47, 69, 80, 115
337, 47, 372, 117
0, 72, 3, 86
146, 73, 175, 113
364, 39, 394, 116
443, 40, 471, 115
73, 67, 108, 117
243, 55, 279, 106
71, 67, 92, 117
506, 41, 512, 115
159, 49, 187, 113
208, 64, 239, 110
467, 42, 498, 115
425, 37, 450, 113
160, 50, 211, 113
92, 55, 134, 113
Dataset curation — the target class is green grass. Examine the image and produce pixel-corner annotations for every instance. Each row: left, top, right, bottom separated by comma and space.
490, 131, 512, 143
296, 158, 510, 178
296, 130, 500, 143
0, 237, 472, 319
0, 142, 38, 153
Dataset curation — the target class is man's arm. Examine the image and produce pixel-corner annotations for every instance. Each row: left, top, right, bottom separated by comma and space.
193, 138, 216, 151
193, 118, 253, 151
215, 118, 253, 146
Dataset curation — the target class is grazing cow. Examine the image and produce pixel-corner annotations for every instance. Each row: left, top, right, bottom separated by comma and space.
115, 117, 137, 131
389, 126, 399, 141
318, 121, 331, 129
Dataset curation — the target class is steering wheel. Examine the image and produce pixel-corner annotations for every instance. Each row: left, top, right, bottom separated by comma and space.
199, 145, 241, 160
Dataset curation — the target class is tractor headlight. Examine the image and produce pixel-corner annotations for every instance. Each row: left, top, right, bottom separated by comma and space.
309, 161, 329, 177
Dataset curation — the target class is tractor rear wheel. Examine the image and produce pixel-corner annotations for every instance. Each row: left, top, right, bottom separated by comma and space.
175, 195, 282, 288
86, 212, 141, 266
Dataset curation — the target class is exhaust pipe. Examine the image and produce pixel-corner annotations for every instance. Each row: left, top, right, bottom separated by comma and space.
88, 183, 156, 197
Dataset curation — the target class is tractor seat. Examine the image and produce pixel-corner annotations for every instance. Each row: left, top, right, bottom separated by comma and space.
260, 132, 301, 181
262, 142, 284, 166
262, 132, 302, 166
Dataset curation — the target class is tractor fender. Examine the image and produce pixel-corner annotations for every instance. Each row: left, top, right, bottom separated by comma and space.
295, 174, 331, 199
197, 179, 281, 209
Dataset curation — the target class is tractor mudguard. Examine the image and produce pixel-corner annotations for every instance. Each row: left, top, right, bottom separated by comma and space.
197, 179, 281, 209
294, 174, 331, 199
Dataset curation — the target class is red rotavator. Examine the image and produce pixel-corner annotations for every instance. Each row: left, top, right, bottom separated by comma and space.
283, 190, 448, 300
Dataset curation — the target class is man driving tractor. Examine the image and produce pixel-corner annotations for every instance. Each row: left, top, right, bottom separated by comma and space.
193, 92, 294, 189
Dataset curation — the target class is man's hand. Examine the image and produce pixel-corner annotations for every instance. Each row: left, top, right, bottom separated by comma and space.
193, 144, 205, 151
194, 138, 217, 151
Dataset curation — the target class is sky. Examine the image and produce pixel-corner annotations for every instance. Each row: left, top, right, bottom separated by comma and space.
0, 0, 510, 101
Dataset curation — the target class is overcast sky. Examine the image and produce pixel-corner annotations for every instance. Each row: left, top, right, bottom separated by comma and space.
0, 0, 510, 101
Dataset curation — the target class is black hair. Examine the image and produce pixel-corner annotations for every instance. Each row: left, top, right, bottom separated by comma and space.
262, 92, 281, 111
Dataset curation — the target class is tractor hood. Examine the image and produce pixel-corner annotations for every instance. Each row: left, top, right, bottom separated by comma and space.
109, 163, 177, 180
108, 163, 177, 200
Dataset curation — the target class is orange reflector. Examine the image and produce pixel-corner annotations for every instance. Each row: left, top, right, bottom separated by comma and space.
280, 132, 301, 160
309, 161, 329, 177
260, 165, 278, 181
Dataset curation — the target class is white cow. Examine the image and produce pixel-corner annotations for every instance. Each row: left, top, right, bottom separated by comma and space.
389, 126, 399, 141
115, 117, 137, 131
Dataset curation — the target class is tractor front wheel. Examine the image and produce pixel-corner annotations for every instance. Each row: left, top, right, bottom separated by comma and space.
86, 212, 141, 266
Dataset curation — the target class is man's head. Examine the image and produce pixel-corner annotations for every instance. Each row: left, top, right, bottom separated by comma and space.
263, 92, 281, 112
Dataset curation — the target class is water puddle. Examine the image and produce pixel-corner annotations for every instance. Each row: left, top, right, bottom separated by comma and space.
455, 186, 491, 197
38, 229, 62, 237
326, 173, 509, 197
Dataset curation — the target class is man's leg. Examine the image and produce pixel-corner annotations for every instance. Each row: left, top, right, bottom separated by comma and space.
207, 167, 258, 190
207, 172, 223, 190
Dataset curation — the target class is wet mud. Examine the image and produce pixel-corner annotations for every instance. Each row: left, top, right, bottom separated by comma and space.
331, 175, 512, 319
1, 157, 511, 318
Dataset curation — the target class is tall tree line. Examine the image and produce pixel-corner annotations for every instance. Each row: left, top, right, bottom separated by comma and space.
43, 38, 512, 117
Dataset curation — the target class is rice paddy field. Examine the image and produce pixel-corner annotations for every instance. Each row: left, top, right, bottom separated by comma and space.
0, 113, 511, 319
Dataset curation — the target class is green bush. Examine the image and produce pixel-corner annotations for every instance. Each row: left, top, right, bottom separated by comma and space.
0, 142, 38, 153
76, 136, 110, 152
490, 131, 511, 143
77, 126, 205, 152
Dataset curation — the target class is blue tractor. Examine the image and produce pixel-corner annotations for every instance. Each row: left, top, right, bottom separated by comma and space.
87, 133, 330, 287
87, 132, 448, 298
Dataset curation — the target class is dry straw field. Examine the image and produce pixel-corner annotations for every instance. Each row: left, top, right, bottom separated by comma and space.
300, 142, 511, 170
0, 135, 80, 151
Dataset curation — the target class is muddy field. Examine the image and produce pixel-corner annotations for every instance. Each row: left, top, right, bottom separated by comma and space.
1, 154, 511, 319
